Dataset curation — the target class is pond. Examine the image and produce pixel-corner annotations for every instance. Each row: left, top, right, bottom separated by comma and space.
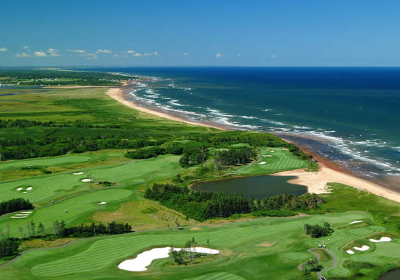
191, 175, 307, 198
379, 269, 400, 280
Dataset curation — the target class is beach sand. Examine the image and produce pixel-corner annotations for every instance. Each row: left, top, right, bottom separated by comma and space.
107, 87, 224, 130
106, 85, 400, 203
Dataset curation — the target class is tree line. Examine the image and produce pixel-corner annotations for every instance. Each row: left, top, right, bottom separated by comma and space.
144, 183, 325, 221
0, 198, 33, 216
303, 222, 333, 238
213, 147, 257, 169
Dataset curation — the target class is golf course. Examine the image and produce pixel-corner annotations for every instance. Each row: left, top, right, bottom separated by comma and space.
1, 70, 400, 280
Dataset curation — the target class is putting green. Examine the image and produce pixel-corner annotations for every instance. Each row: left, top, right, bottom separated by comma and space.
0, 155, 180, 205
2, 211, 397, 280
236, 147, 307, 175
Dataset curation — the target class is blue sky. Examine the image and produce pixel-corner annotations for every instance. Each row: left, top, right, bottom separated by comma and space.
0, 0, 399, 66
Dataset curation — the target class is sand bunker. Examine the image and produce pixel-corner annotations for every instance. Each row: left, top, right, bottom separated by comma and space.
73, 172, 84, 175
269, 151, 275, 153
15, 214, 29, 216
98, 202, 107, 205
354, 245, 370, 251
21, 211, 32, 214
23, 192, 27, 194
370, 237, 392, 242
190, 227, 202, 231
350, 221, 363, 224
26, 187, 32, 191
263, 155, 273, 157
258, 162, 266, 165
346, 250, 355, 254
11, 216, 27, 219
81, 179, 92, 182
17, 188, 23, 191
118, 247, 219, 272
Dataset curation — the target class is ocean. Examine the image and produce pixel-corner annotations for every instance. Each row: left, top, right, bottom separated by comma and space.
78, 67, 400, 191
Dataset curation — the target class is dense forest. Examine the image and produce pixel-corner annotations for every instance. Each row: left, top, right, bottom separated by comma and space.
0, 198, 34, 216
213, 147, 257, 169
179, 146, 208, 167
144, 183, 324, 221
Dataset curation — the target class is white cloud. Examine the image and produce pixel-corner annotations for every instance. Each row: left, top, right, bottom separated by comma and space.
23, 46, 30, 49
183, 52, 189, 56
83, 53, 97, 59
132, 53, 143, 57
15, 52, 32, 58
237, 54, 242, 57
271, 54, 277, 58
48, 48, 61, 57
97, 49, 112, 54
144, 51, 159, 57
0, 48, 8, 52
216, 53, 226, 58
127, 50, 136, 54
68, 49, 86, 53
34, 51, 48, 57
114, 54, 120, 58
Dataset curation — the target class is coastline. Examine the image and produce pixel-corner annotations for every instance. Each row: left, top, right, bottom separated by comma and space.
106, 85, 400, 203
106, 86, 226, 131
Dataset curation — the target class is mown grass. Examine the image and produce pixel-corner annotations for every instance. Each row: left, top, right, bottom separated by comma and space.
235, 147, 307, 175
1, 210, 399, 280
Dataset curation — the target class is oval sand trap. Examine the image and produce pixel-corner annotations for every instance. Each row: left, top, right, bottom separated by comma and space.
98, 202, 107, 205
350, 220, 363, 224
346, 250, 355, 254
258, 162, 266, 165
118, 247, 219, 272
23, 192, 27, 194
73, 172, 84, 175
26, 187, 33, 191
370, 237, 391, 242
354, 245, 370, 251
81, 179, 92, 182
17, 188, 23, 191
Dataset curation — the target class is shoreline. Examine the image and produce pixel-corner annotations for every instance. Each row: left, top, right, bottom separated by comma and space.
106, 85, 400, 203
106, 85, 227, 131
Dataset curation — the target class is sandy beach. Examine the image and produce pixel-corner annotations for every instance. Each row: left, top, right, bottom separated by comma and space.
107, 86, 224, 130
106, 85, 400, 203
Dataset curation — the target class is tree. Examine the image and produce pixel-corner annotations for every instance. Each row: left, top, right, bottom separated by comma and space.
38, 223, 45, 237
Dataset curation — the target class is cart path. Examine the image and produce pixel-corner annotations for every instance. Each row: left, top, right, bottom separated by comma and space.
298, 248, 337, 278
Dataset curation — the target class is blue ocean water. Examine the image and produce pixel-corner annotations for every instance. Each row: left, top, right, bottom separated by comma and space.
80, 67, 400, 189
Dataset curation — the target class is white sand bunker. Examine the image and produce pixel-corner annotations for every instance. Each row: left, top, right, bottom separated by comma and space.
270, 151, 275, 153
263, 155, 273, 157
23, 192, 27, 194
354, 245, 370, 251
17, 188, 23, 191
370, 237, 392, 242
346, 250, 355, 254
15, 214, 29, 216
81, 179, 92, 182
73, 172, 84, 175
258, 162, 266, 165
26, 187, 33, 191
98, 202, 107, 205
11, 216, 27, 219
118, 247, 219, 272
21, 211, 32, 214
350, 220, 363, 224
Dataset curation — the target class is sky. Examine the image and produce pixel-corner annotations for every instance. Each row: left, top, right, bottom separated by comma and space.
0, 0, 399, 67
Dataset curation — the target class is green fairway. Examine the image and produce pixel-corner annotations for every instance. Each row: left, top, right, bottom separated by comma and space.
1, 211, 398, 280
0, 151, 125, 173
0, 155, 180, 206
0, 188, 134, 238
235, 147, 308, 175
